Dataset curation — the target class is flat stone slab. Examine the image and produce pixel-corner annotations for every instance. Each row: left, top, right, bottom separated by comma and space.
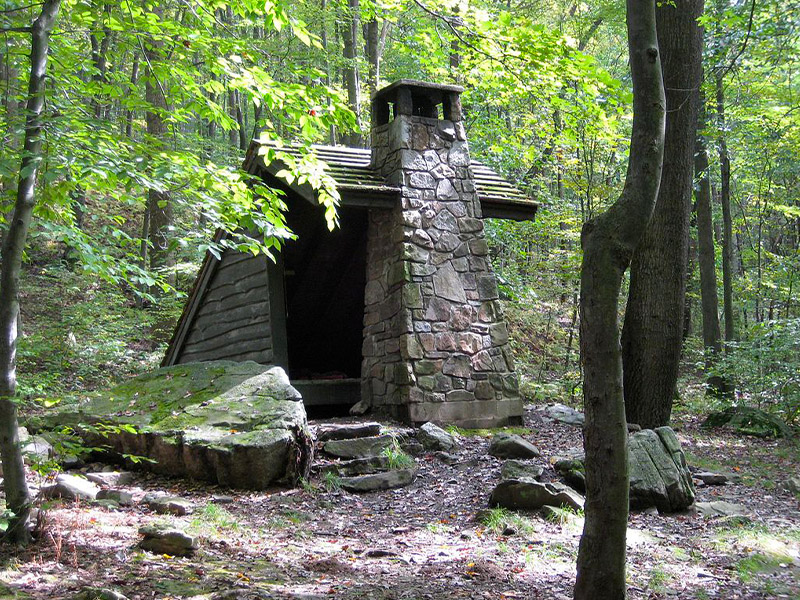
490, 479, 584, 511
85, 471, 135, 487
28, 361, 312, 490
320, 456, 391, 477
340, 469, 417, 493
695, 501, 748, 518
694, 472, 728, 486
488, 433, 540, 459
543, 404, 585, 427
96, 489, 134, 506
317, 423, 382, 441
40, 474, 100, 501
143, 493, 194, 515
322, 434, 396, 459
138, 525, 197, 557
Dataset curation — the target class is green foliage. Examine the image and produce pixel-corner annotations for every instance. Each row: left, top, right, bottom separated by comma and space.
381, 439, 414, 469
710, 319, 800, 426
321, 471, 343, 492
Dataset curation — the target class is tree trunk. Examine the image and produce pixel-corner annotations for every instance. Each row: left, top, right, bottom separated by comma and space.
0, 0, 61, 545
621, 0, 704, 430
695, 123, 722, 362
364, 18, 379, 94
716, 70, 735, 341
341, 0, 363, 146
144, 8, 174, 284
124, 53, 139, 139
574, 0, 665, 596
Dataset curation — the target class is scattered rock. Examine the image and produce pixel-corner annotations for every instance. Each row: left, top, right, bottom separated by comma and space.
488, 433, 540, 459
96, 489, 134, 506
694, 472, 728, 486
364, 548, 399, 558
138, 525, 197, 557
74, 587, 129, 600
85, 471, 135, 487
500, 460, 543, 481
552, 458, 585, 493
629, 427, 695, 512
694, 501, 748, 518
782, 477, 800, 495
400, 440, 425, 456
211, 495, 235, 504
703, 406, 792, 438
416, 422, 457, 452
28, 362, 313, 490
543, 404, 584, 427
489, 479, 584, 511
91, 499, 121, 511
322, 435, 396, 459
339, 468, 417, 493
348, 398, 371, 416
143, 493, 194, 515
21, 435, 53, 465
316, 422, 381, 442
39, 474, 99, 501
433, 451, 459, 465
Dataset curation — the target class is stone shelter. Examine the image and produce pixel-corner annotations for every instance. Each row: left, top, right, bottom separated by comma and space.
163, 80, 537, 428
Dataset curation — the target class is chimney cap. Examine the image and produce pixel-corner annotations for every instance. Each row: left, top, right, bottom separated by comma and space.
372, 79, 464, 104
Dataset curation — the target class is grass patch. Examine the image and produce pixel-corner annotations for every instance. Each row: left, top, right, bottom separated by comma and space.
381, 439, 415, 469
445, 425, 531, 438
479, 507, 537, 537
189, 503, 240, 536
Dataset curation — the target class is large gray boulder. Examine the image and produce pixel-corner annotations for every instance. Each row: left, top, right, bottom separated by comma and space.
28, 361, 313, 490
629, 427, 695, 512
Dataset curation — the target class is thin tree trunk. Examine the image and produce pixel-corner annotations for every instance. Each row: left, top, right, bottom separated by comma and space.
621, 0, 704, 430
695, 124, 722, 362
0, 0, 61, 545
124, 53, 139, 139
574, 0, 665, 596
341, 0, 363, 146
716, 70, 735, 341
364, 18, 379, 94
144, 7, 174, 285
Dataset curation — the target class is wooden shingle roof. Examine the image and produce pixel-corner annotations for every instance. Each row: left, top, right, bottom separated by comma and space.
243, 142, 537, 220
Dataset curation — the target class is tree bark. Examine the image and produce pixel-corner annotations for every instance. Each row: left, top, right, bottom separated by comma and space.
124, 52, 139, 139
341, 0, 363, 146
573, 0, 665, 596
0, 0, 61, 545
716, 70, 735, 341
144, 7, 174, 284
621, 0, 704, 430
695, 122, 722, 362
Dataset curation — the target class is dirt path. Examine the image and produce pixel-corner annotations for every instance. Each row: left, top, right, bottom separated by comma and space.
1, 405, 798, 599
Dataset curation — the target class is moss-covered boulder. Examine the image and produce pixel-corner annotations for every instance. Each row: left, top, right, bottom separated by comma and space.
629, 427, 695, 512
29, 361, 312, 489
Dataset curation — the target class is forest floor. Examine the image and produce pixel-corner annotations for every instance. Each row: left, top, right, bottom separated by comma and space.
1, 403, 798, 600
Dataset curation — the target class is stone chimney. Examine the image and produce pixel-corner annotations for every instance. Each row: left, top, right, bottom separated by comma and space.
361, 80, 522, 428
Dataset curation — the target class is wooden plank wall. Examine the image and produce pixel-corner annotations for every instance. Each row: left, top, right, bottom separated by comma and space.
177, 251, 273, 364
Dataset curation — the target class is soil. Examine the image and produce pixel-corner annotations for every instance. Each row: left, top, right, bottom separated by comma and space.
1, 404, 798, 600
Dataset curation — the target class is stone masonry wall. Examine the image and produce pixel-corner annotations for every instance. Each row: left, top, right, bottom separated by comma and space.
361, 109, 522, 428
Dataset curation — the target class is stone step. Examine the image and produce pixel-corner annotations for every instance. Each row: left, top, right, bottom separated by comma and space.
339, 468, 417, 493
316, 422, 382, 442
321, 434, 396, 459
317, 455, 391, 477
